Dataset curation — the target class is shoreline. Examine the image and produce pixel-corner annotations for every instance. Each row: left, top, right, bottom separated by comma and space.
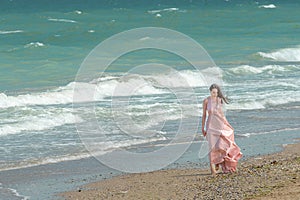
1, 130, 299, 200
59, 139, 300, 200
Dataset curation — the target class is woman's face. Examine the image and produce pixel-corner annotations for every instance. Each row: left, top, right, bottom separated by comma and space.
210, 88, 218, 98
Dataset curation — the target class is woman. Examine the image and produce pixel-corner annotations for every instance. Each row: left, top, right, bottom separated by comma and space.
202, 84, 242, 176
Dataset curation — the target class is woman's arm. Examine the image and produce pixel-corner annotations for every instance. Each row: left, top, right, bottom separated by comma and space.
202, 98, 208, 136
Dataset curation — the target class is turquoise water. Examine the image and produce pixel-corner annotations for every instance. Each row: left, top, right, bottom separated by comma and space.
1, 0, 300, 90
0, 0, 300, 199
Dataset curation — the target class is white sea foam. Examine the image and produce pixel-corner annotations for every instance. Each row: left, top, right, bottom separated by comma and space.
0, 183, 29, 200
48, 18, 77, 23
24, 42, 45, 48
0, 135, 167, 171
7, 188, 29, 200
0, 153, 92, 172
87, 70, 206, 96
228, 64, 292, 75
226, 90, 300, 110
237, 127, 300, 138
0, 70, 206, 108
94, 136, 167, 152
276, 82, 299, 88
142, 70, 207, 88
223, 78, 300, 110
148, 7, 179, 14
0, 112, 83, 136
0, 84, 74, 108
0, 80, 162, 109
96, 75, 168, 98
0, 68, 297, 110
259, 4, 276, 9
148, 9, 161, 14
163, 8, 179, 12
0, 30, 24, 34
75, 10, 82, 14
114, 106, 183, 130
139, 36, 151, 41
258, 47, 300, 61
229, 65, 262, 74
226, 100, 265, 110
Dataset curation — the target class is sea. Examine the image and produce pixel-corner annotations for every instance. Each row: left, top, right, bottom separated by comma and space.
0, 0, 300, 199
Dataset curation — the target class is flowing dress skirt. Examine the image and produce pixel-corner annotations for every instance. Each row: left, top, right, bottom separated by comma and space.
206, 97, 242, 173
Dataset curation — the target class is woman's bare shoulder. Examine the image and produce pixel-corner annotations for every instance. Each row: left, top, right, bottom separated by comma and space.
203, 97, 209, 104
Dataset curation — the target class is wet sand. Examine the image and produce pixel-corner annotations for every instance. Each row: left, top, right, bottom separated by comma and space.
59, 139, 300, 200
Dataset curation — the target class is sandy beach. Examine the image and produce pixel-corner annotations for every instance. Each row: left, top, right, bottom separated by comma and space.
59, 139, 300, 200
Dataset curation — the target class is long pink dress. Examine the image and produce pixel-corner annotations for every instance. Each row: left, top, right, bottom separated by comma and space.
206, 97, 242, 173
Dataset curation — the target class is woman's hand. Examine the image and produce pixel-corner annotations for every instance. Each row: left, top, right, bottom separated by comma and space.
202, 98, 208, 137
202, 128, 207, 137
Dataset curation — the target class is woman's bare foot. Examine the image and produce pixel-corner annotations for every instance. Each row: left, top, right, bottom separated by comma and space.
215, 164, 219, 171
210, 163, 217, 176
